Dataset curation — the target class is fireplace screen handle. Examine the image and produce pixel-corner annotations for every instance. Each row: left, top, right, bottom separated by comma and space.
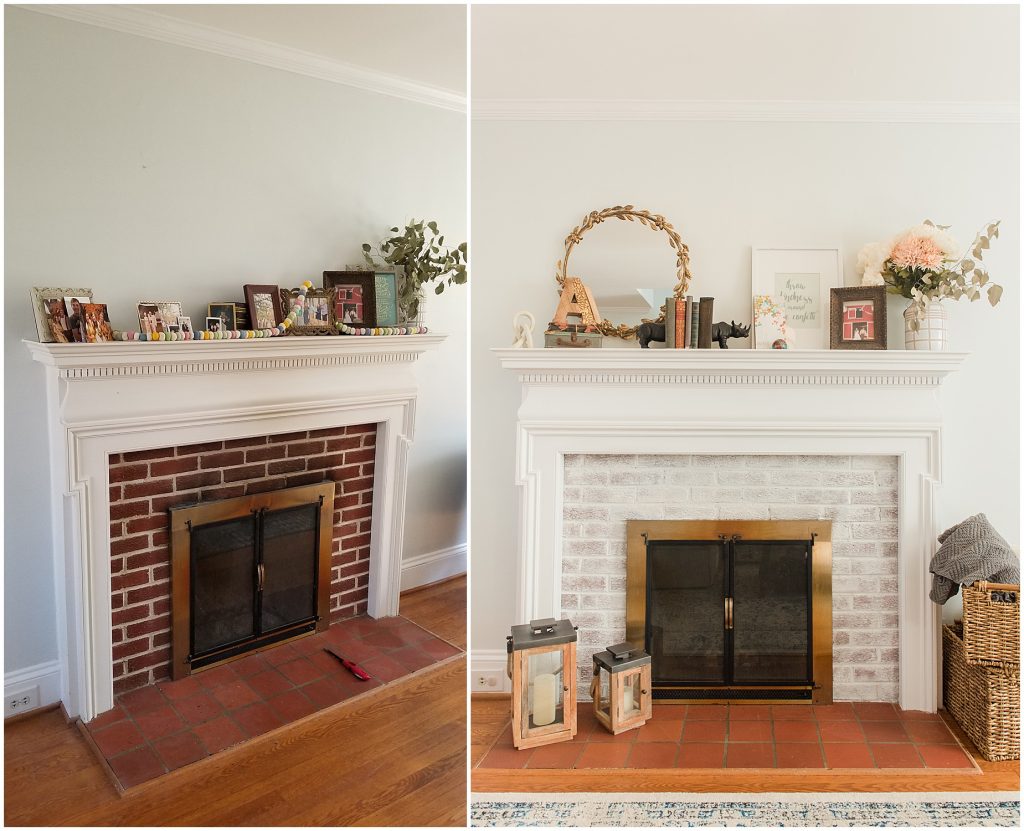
724, 596, 734, 630
257, 562, 265, 593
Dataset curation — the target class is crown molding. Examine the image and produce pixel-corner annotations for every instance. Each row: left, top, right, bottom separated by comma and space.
20, 4, 466, 113
473, 99, 1018, 124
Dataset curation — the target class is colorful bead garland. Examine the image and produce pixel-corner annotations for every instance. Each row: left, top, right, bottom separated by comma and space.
336, 322, 429, 336
111, 281, 429, 341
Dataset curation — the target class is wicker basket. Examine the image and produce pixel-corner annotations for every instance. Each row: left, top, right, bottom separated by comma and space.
943, 623, 1020, 762
961, 581, 1020, 667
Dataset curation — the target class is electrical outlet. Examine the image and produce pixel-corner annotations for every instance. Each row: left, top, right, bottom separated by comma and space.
474, 671, 500, 689
5, 685, 40, 717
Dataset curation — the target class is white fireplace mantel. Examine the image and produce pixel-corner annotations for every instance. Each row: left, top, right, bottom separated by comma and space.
496, 348, 968, 712
28, 335, 445, 720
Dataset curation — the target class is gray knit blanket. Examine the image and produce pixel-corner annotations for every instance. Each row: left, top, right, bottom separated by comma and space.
929, 513, 1020, 604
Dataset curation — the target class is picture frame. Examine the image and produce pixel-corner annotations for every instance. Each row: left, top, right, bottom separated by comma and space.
830, 285, 887, 350
30, 287, 93, 343
205, 316, 224, 334
81, 303, 115, 343
178, 316, 193, 336
751, 247, 842, 350
138, 301, 183, 335
207, 302, 237, 332
280, 287, 336, 335
345, 264, 402, 327
243, 284, 284, 330
324, 271, 376, 327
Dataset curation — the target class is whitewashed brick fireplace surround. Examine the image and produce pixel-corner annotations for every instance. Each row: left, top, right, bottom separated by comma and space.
495, 348, 966, 713
28, 335, 444, 721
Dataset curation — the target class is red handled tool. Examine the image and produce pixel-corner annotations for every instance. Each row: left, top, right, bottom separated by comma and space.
323, 647, 371, 681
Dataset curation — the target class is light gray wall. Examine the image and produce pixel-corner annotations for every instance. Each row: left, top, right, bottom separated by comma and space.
4, 7, 466, 674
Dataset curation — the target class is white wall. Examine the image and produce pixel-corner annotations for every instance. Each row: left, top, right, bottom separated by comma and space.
4, 7, 466, 678
471, 5, 1019, 671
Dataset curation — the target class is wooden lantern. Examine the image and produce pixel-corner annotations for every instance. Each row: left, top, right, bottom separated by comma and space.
506, 618, 578, 749
591, 642, 652, 734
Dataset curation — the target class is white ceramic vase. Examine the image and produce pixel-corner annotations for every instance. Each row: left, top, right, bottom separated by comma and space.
903, 303, 947, 351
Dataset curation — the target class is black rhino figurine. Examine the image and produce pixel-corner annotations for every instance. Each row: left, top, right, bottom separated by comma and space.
711, 320, 750, 348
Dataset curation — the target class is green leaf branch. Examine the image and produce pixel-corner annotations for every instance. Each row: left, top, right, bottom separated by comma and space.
362, 220, 468, 322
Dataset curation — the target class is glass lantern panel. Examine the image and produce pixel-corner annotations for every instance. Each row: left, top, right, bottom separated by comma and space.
526, 649, 565, 730
621, 669, 643, 718
595, 666, 610, 719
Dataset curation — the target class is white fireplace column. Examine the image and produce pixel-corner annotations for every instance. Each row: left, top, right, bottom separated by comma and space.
28, 335, 445, 721
496, 348, 966, 713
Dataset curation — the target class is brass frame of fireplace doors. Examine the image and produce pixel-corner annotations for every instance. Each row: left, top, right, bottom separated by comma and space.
625, 519, 832, 705
169, 482, 335, 680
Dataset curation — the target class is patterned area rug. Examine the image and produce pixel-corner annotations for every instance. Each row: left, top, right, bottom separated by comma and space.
471, 791, 1021, 827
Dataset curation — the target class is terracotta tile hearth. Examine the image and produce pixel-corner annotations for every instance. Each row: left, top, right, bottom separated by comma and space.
477, 702, 978, 772
83, 615, 462, 790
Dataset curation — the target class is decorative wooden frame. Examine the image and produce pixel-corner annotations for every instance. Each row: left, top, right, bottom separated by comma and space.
510, 642, 578, 749
242, 284, 284, 330
207, 302, 237, 331
280, 287, 336, 335
168, 482, 334, 680
324, 271, 377, 327
554, 206, 692, 339
625, 519, 833, 705
830, 285, 887, 350
31, 286, 93, 342
343, 264, 403, 327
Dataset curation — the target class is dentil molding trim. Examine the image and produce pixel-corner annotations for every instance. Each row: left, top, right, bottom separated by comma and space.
494, 348, 969, 387
473, 99, 1019, 124
26, 335, 447, 379
21, 4, 466, 113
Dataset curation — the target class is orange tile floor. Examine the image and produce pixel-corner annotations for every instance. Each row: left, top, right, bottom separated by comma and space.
478, 701, 978, 771
83, 615, 462, 789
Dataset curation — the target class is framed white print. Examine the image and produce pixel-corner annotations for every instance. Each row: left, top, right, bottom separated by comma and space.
751, 247, 842, 350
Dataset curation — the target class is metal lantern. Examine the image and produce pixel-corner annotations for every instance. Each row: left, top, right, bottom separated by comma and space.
506, 618, 578, 749
591, 642, 652, 734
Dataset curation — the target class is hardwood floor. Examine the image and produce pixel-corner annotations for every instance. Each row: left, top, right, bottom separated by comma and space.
4, 576, 468, 827
471, 695, 1020, 794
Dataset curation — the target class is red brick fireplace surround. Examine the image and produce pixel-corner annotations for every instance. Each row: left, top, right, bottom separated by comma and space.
109, 425, 377, 694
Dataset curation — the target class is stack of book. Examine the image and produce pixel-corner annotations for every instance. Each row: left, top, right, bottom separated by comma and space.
664, 296, 714, 348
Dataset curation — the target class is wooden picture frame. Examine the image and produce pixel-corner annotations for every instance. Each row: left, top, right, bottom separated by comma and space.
207, 302, 237, 332
830, 285, 887, 350
243, 284, 284, 330
344, 264, 403, 327
31, 287, 93, 343
324, 271, 377, 327
280, 287, 335, 335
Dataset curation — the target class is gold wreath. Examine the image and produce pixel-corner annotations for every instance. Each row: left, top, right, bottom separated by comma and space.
555, 205, 692, 339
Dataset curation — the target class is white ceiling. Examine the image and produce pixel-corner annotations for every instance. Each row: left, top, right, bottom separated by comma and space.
133, 4, 466, 94
472, 4, 1019, 102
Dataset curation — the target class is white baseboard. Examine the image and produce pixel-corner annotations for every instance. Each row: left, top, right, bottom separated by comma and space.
401, 543, 466, 592
471, 648, 512, 693
4, 660, 63, 718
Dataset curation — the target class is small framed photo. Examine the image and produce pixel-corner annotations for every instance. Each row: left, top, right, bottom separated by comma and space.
205, 316, 224, 334
178, 316, 193, 336
280, 287, 335, 335
324, 271, 376, 327
830, 286, 887, 350
137, 301, 182, 335
82, 303, 115, 343
64, 295, 94, 342
31, 287, 93, 342
243, 284, 284, 330
208, 302, 237, 331
751, 248, 842, 350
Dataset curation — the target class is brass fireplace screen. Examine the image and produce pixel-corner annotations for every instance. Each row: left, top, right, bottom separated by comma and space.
169, 482, 335, 679
625, 520, 832, 704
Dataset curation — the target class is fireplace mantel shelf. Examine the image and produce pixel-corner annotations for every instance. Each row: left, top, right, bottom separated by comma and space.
495, 348, 967, 387
27, 334, 447, 379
